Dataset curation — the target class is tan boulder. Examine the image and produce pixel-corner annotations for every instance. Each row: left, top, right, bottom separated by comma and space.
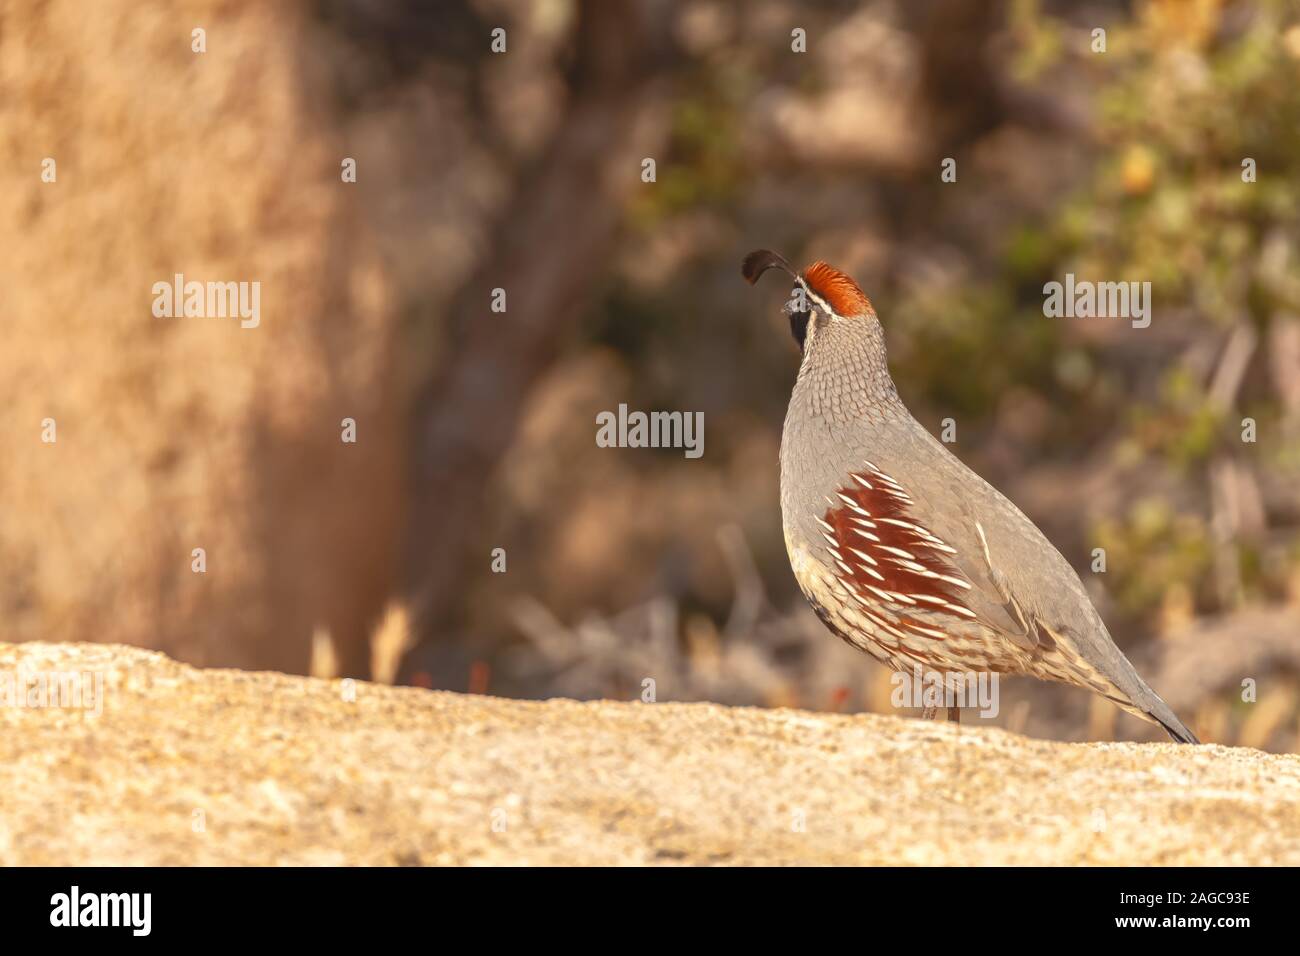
2, 642, 1296, 865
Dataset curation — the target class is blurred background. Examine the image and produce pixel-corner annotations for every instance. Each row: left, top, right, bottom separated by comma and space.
3, 0, 1298, 750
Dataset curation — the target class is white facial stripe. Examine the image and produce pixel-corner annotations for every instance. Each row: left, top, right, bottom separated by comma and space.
792, 278, 841, 320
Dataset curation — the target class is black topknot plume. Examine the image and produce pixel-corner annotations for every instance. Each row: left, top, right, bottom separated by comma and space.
742, 249, 798, 285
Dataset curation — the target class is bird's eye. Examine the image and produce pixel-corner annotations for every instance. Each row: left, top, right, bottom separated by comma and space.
789, 310, 811, 350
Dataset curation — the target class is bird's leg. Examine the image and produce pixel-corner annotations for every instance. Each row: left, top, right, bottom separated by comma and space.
921, 705, 937, 720
947, 706, 960, 724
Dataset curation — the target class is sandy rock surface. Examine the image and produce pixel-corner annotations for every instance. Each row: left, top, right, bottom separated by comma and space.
1, 642, 1296, 865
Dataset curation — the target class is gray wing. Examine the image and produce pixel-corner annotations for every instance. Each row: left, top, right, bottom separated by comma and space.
862, 424, 1198, 741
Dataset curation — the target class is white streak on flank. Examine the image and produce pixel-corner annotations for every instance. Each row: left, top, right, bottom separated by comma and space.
886, 590, 918, 605
877, 545, 916, 561
820, 531, 839, 547
851, 473, 874, 490
854, 529, 881, 542
908, 591, 976, 619
873, 475, 913, 502
937, 573, 972, 591
874, 618, 909, 640
850, 516, 876, 528
847, 546, 873, 563
858, 564, 885, 581
887, 557, 929, 573
878, 518, 920, 532
864, 584, 894, 603
835, 493, 871, 517
870, 467, 906, 490
903, 621, 947, 639
815, 516, 835, 533
975, 520, 993, 567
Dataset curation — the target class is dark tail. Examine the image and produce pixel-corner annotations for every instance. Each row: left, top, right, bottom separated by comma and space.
1149, 706, 1200, 744
1102, 642, 1200, 743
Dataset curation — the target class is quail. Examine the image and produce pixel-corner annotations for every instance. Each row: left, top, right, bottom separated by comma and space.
743, 249, 1198, 743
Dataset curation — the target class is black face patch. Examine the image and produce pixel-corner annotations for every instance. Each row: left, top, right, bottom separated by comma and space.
789, 310, 810, 350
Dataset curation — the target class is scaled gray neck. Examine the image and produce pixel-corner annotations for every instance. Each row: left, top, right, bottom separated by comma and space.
792, 314, 904, 426
780, 314, 911, 554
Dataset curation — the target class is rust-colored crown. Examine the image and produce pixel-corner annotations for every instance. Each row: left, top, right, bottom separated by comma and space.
802, 262, 873, 317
